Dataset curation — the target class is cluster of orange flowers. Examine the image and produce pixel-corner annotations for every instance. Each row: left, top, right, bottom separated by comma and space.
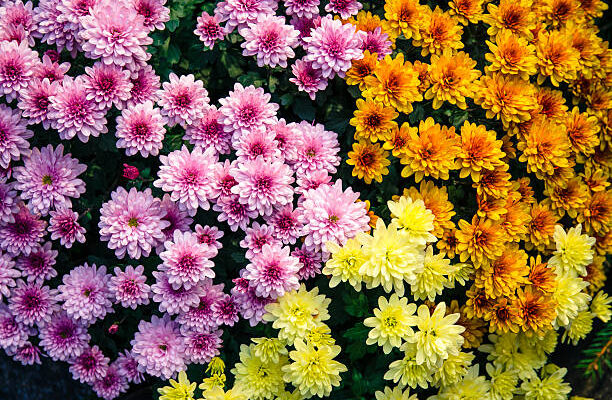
342, 0, 611, 344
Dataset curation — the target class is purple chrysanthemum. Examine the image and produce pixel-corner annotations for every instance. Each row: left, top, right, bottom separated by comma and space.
114, 350, 145, 384
130, 314, 186, 380
183, 329, 222, 364
8, 280, 58, 326
48, 76, 108, 142
99, 187, 169, 259
194, 224, 224, 253
38, 312, 90, 361
17, 78, 57, 129
15, 242, 57, 283
219, 83, 279, 140
0, 0, 36, 45
290, 15, 321, 43
240, 222, 281, 260
0, 180, 19, 223
154, 146, 217, 215
212, 293, 239, 326
210, 159, 237, 200
234, 127, 281, 163
194, 11, 225, 49
265, 204, 303, 244
109, 265, 150, 309
176, 280, 224, 332
290, 58, 328, 100
115, 100, 166, 157
231, 275, 273, 325
213, 193, 258, 232
325, 0, 362, 19
48, 207, 86, 248
361, 27, 392, 59
13, 144, 86, 215
244, 243, 300, 298
33, 55, 70, 83
69, 345, 110, 384
157, 73, 209, 127
240, 14, 299, 68
83, 62, 133, 111
79, 0, 152, 69
92, 365, 128, 400
0, 203, 46, 256
0, 304, 30, 351
291, 121, 340, 177
151, 271, 204, 315
56, 263, 114, 325
130, 0, 169, 31
0, 40, 39, 102
9, 341, 42, 365
55, 0, 98, 48
158, 194, 193, 245
295, 169, 331, 194
159, 230, 215, 290
184, 106, 232, 155
0, 253, 20, 301
33, 0, 79, 55
303, 15, 364, 79
214, 0, 278, 33
125, 64, 160, 108
284, 0, 320, 18
0, 104, 33, 169
292, 243, 322, 279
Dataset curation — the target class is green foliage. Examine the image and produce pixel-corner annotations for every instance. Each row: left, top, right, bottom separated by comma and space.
578, 320, 612, 380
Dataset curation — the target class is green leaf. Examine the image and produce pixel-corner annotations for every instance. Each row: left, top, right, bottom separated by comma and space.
292, 97, 315, 121
167, 44, 181, 65
343, 292, 369, 318
166, 19, 179, 32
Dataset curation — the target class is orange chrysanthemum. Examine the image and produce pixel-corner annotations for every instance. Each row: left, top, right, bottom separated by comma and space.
457, 121, 506, 180
383, 122, 415, 158
414, 6, 464, 56
473, 166, 513, 200
484, 0, 536, 39
528, 256, 558, 294
542, 164, 576, 190
399, 117, 460, 182
490, 298, 523, 333
578, 0, 609, 20
476, 196, 508, 221
501, 135, 518, 162
347, 141, 391, 184
384, 0, 425, 40
413, 60, 431, 93
527, 202, 560, 250
564, 107, 600, 157
456, 216, 505, 267
583, 256, 606, 294
485, 30, 538, 79
515, 177, 535, 204
448, 300, 487, 349
437, 227, 460, 259
359, 199, 379, 229
537, 0, 583, 28
585, 85, 612, 119
348, 11, 385, 33
403, 180, 456, 237
566, 23, 604, 77
543, 177, 589, 218
345, 50, 378, 90
425, 49, 481, 110
363, 53, 422, 114
536, 30, 580, 86
465, 285, 495, 319
581, 165, 610, 193
517, 117, 571, 176
475, 244, 529, 298
499, 199, 532, 241
534, 87, 568, 122
595, 230, 612, 255
516, 287, 556, 337
474, 73, 538, 129
350, 98, 398, 142
449, 0, 485, 25
578, 190, 612, 235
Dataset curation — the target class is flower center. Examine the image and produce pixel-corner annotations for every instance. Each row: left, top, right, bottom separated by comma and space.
41, 175, 53, 185
128, 217, 139, 227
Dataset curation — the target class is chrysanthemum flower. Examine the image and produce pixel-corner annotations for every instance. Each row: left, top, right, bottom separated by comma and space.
214, 0, 278, 33
384, 342, 434, 389
347, 141, 390, 184
33, 0, 77, 54
213, 194, 258, 232
244, 243, 300, 299
38, 311, 90, 361
350, 98, 398, 143
240, 222, 279, 260
113, 350, 144, 384
387, 195, 436, 245
92, 365, 128, 400
290, 58, 328, 100
412, 246, 455, 301
82, 62, 132, 111
48, 207, 86, 248
564, 106, 600, 157
475, 244, 529, 299
234, 127, 280, 163
183, 329, 222, 365
456, 121, 506, 180
383, 0, 424, 40
483, 0, 536, 39
14, 144, 86, 216
526, 202, 558, 251
176, 279, 224, 331
9, 280, 58, 326
157, 73, 209, 127
0, 104, 33, 169
303, 16, 364, 79
291, 122, 341, 178
590, 291, 612, 322
365, 294, 417, 353
414, 7, 464, 56
194, 12, 225, 49
219, 83, 279, 140
212, 293, 240, 326
151, 271, 204, 315
293, 243, 323, 280
345, 50, 377, 90
535, 87, 568, 123
284, 0, 320, 18
32, 55, 70, 83
521, 366, 571, 399
536, 30, 580, 86
125, 65, 161, 108
552, 270, 591, 328
326, 0, 362, 18
159, 230, 215, 290
231, 343, 286, 400
131, 314, 186, 380
382, 122, 412, 158
548, 224, 595, 277
543, 177, 589, 218
425, 49, 480, 110
578, 190, 612, 235
0, 203, 46, 256
69, 345, 109, 384
15, 242, 57, 284
184, 106, 231, 155
538, 0, 582, 28
265, 205, 303, 245
17, 78, 57, 129
195, 224, 224, 252
360, 27, 393, 60
488, 298, 522, 334
518, 117, 571, 177
399, 117, 460, 182
9, 341, 42, 366
485, 30, 538, 79
131, 0, 170, 31
456, 216, 505, 267
115, 100, 166, 158
323, 238, 365, 291
0, 253, 18, 302
240, 14, 299, 68
0, 40, 38, 102
109, 265, 150, 309
449, 0, 484, 25
516, 287, 556, 336
79, 0, 152, 68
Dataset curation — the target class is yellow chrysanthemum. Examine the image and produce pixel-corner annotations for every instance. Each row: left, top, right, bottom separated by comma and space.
566, 23, 604, 77
231, 344, 286, 400
403, 181, 456, 237
201, 387, 248, 400
457, 121, 506, 180
385, 342, 435, 389
345, 50, 378, 90
535, 87, 568, 123
348, 10, 385, 33
384, 0, 425, 40
414, 6, 464, 56
549, 224, 596, 277
473, 166, 513, 200
590, 291, 612, 322
429, 365, 490, 400
536, 30, 580, 86
323, 239, 365, 291
364, 294, 417, 353
528, 256, 558, 295
413, 60, 431, 93
520, 367, 571, 400
158, 371, 196, 400
552, 270, 591, 327
387, 195, 436, 244
282, 340, 347, 398
500, 199, 532, 242
483, 0, 536, 39
485, 30, 538, 79
347, 140, 391, 184
375, 386, 418, 400
351, 98, 398, 142
305, 324, 335, 348
486, 363, 519, 400
449, 0, 484, 25
251, 337, 288, 365
412, 247, 455, 301
563, 310, 594, 344
489, 297, 523, 334
437, 227, 460, 259
426, 49, 481, 110
432, 351, 475, 387
517, 117, 572, 176
583, 256, 607, 293
581, 165, 610, 193
456, 216, 505, 267
537, 0, 583, 28
384, 122, 416, 157
578, 0, 609, 20
564, 106, 600, 157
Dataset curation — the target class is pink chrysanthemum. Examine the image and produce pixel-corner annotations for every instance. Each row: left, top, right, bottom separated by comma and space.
234, 127, 281, 163
214, 0, 278, 33
325, 0, 362, 19
265, 204, 303, 244
231, 156, 294, 216
151, 271, 204, 315
194, 224, 224, 253
154, 146, 217, 215
212, 293, 239, 326
56, 263, 114, 325
361, 27, 392, 59
69, 345, 110, 384
292, 244, 322, 279
297, 179, 369, 251
0, 253, 20, 301
9, 341, 42, 365
79, 0, 152, 69
15, 242, 57, 283
231, 275, 273, 325
83, 62, 133, 111
284, 0, 320, 18
158, 194, 193, 244
48, 76, 108, 142
48, 207, 86, 248
303, 16, 364, 79
159, 230, 215, 290
130, 0, 170, 31
157, 73, 209, 127
0, 304, 30, 351
194, 11, 225, 49
17, 78, 57, 129
213, 193, 259, 232
291, 121, 340, 177
56, 0, 98, 42
184, 106, 232, 155
33, 55, 70, 83
8, 280, 58, 326
0, 0, 35, 44
183, 329, 222, 364
240, 14, 299, 68
244, 243, 300, 298
0, 181, 19, 223
13, 144, 86, 215
219, 83, 279, 140
290, 15, 321, 43
0, 40, 39, 102
114, 350, 145, 384
269, 118, 299, 161
116, 100, 166, 157
240, 222, 281, 260
130, 314, 186, 380
290, 58, 328, 100
0, 104, 33, 169
176, 280, 224, 331
0, 203, 46, 256
126, 64, 161, 108
210, 159, 238, 200
92, 365, 128, 400
99, 187, 169, 259
295, 169, 331, 194
109, 265, 150, 309
38, 311, 90, 361
33, 0, 79, 55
